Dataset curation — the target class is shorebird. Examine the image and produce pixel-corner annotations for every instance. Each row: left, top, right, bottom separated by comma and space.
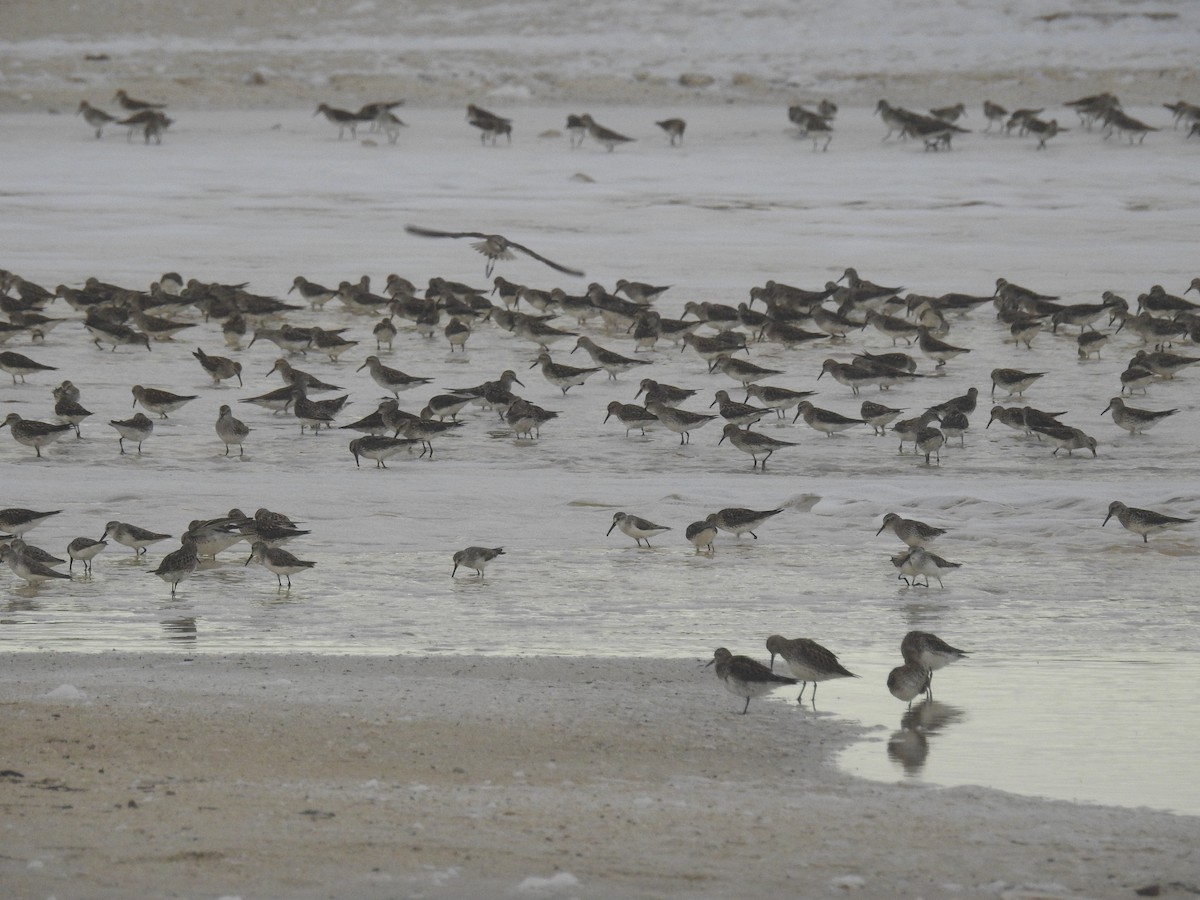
876, 512, 947, 547
77, 101, 116, 138
348, 435, 419, 468
132, 385, 197, 418
0, 351, 57, 384
288, 276, 340, 309
766, 635, 859, 703
636, 379, 697, 407
114, 89, 166, 111
0, 413, 73, 457
861, 400, 905, 435
656, 117, 686, 146
705, 507, 784, 539
215, 405, 250, 457
707, 648, 797, 715
245, 540, 316, 589
579, 114, 635, 151
644, 400, 718, 445
887, 662, 932, 706
572, 336, 652, 379
744, 384, 816, 419
603, 401, 658, 437
685, 520, 717, 554
109, 412, 155, 454
1030, 423, 1098, 457
1100, 398, 1178, 434
102, 521, 171, 556
451, 546, 505, 578
314, 103, 366, 139
1102, 501, 1194, 543
151, 536, 198, 596
891, 546, 961, 588
901, 631, 968, 693
0, 543, 71, 586
915, 426, 945, 465
531, 352, 602, 395
711, 355, 784, 388
614, 279, 670, 304
709, 390, 772, 428
793, 401, 866, 436
192, 348, 243, 386
607, 512, 670, 548
982, 100, 1008, 131
718, 423, 798, 469
67, 536, 107, 574
990, 368, 1045, 398
917, 328, 971, 368
0, 508, 60, 537
357, 355, 432, 396
404, 225, 584, 277
116, 109, 172, 144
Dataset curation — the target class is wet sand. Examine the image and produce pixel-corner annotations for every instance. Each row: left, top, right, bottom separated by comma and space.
2, 652, 1196, 898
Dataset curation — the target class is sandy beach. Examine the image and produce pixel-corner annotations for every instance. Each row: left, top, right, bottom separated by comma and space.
2, 652, 1196, 899
4, 0, 1200, 896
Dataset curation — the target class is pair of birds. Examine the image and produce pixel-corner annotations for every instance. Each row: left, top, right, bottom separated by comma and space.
876, 512, 961, 588
608, 507, 785, 551
709, 631, 967, 714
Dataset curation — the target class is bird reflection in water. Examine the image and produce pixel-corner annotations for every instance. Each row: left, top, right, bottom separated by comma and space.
161, 617, 197, 643
886, 699, 965, 775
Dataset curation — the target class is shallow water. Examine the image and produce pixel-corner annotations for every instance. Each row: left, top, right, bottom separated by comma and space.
0, 107, 1198, 816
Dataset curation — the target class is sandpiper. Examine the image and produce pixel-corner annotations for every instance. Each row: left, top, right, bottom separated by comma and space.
1103, 501, 1194, 543
572, 336, 652, 379
696, 509, 778, 543
982, 100, 1008, 131
109, 412, 155, 454
245, 540, 315, 589
655, 117, 686, 146
917, 327, 971, 368
116, 109, 172, 144
102, 521, 171, 556
818, 359, 879, 396
861, 400, 905, 435
1, 413, 73, 457
709, 390, 771, 428
579, 114, 635, 151
1130, 349, 1200, 380
0, 508, 60, 536
532, 352, 602, 395
644, 400, 718, 445
607, 512, 670, 548
288, 276, 339, 309
744, 384, 816, 419
451, 546, 504, 578
928, 387, 979, 418
887, 662, 932, 705
685, 520, 717, 554
718, 424, 798, 469
77, 100, 116, 138
990, 368, 1045, 398
404, 225, 584, 277
1077, 331, 1108, 359
421, 394, 474, 422
349, 435, 418, 468
892, 546, 961, 588
114, 89, 166, 111
66, 536, 107, 574
766, 635, 858, 703
0, 543, 71, 586
915, 426, 945, 465
793, 401, 866, 436
636, 379, 697, 407
192, 348, 243, 386
707, 648, 797, 715
151, 536, 198, 596
566, 114, 587, 147
604, 401, 658, 437
215, 405, 250, 457
505, 398, 558, 439
901, 631, 968, 691
939, 410, 969, 447
357, 355, 433, 396
712, 355, 784, 388
1100, 398, 1178, 434
315, 103, 366, 139
268, 359, 342, 393
876, 512, 947, 547
395, 417, 464, 457
865, 310, 920, 346
614, 279, 670, 304
1030, 423, 1097, 457
132, 385, 197, 419
0, 351, 56, 384
310, 326, 358, 363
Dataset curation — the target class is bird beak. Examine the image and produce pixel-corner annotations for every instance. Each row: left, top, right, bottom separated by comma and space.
1102, 513, 1111, 527
603, 412, 612, 424
1100, 403, 1111, 415
451, 563, 458, 578
606, 522, 617, 536
528, 360, 538, 369
703, 658, 715, 668
356, 362, 367, 372
875, 523, 887, 536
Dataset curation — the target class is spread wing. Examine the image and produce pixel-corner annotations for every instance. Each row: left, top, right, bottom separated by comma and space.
405, 225, 488, 241
503, 240, 585, 277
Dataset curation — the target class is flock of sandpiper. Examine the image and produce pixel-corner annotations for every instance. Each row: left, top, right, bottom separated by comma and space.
1, 213, 1197, 597
708, 629, 969, 714
71, 90, 1200, 152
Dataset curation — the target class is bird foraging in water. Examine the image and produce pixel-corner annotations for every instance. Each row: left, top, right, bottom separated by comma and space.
765, 635, 859, 703
404, 225, 584, 277
451, 546, 505, 578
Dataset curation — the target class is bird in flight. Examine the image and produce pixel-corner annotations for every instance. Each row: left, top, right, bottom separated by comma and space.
404, 225, 584, 277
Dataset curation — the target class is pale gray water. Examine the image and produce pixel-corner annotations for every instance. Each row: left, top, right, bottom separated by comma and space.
0, 107, 1198, 816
